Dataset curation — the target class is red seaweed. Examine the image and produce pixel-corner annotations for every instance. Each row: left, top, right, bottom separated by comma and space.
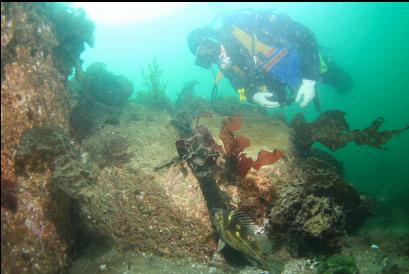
253, 149, 285, 170
220, 115, 284, 177
237, 154, 254, 177
219, 116, 250, 156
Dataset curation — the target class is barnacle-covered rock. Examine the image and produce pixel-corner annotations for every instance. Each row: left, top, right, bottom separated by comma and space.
268, 156, 372, 255
295, 195, 344, 239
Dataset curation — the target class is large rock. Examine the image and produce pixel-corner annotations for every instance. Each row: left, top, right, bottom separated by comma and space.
72, 106, 214, 262
1, 3, 93, 273
268, 156, 372, 255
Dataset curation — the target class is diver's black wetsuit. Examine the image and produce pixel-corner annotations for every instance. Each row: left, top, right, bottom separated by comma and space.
215, 11, 320, 105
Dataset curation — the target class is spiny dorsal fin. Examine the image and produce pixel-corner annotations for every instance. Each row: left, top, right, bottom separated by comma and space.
230, 210, 273, 254
229, 210, 258, 234
230, 210, 255, 223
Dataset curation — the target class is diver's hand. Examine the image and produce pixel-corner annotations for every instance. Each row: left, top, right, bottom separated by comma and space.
295, 79, 316, 108
253, 92, 280, 108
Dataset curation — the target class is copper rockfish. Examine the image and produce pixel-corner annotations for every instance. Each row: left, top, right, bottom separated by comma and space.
210, 208, 284, 274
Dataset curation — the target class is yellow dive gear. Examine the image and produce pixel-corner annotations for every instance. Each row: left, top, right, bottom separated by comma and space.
232, 27, 271, 59
238, 88, 247, 102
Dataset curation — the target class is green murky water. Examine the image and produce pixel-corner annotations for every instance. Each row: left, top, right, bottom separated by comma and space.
80, 2, 409, 203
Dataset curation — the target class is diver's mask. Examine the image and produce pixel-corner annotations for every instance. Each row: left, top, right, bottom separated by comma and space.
195, 38, 220, 69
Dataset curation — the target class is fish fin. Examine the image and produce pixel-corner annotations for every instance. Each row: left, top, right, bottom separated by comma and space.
230, 210, 273, 254
254, 234, 272, 254
218, 238, 226, 251
247, 258, 260, 268
230, 211, 258, 233
264, 255, 285, 274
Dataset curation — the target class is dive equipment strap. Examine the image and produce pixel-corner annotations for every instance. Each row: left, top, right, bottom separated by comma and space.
232, 26, 301, 89
211, 67, 224, 101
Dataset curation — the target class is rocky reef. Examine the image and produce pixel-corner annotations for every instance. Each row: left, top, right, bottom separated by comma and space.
171, 112, 372, 257
2, 3, 408, 274
83, 133, 135, 168
1, 3, 93, 273
268, 155, 372, 255
69, 109, 215, 262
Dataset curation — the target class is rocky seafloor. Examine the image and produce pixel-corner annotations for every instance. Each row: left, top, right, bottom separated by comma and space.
64, 106, 409, 274
2, 3, 409, 274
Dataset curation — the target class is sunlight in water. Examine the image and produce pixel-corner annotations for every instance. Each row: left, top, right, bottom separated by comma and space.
71, 2, 191, 25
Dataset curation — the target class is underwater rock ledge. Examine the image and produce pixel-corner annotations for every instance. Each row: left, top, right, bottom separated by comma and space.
1, 3, 93, 273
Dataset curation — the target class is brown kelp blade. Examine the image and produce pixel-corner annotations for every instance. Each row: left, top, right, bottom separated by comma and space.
291, 110, 409, 151
235, 135, 251, 152
253, 149, 285, 170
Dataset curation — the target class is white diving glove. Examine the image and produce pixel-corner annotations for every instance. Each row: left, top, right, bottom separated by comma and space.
252, 92, 280, 108
295, 79, 316, 108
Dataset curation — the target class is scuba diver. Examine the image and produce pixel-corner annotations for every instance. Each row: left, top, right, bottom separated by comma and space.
187, 9, 354, 109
